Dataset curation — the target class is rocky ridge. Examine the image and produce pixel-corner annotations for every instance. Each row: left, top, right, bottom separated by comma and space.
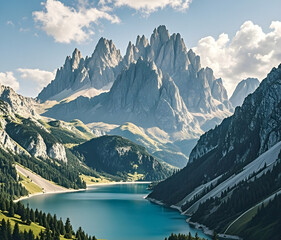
0, 84, 39, 118
37, 38, 122, 102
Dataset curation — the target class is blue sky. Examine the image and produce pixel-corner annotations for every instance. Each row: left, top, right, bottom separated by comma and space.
1, 0, 281, 97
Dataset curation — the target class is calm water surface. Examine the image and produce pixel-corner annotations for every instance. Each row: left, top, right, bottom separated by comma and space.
21, 184, 210, 240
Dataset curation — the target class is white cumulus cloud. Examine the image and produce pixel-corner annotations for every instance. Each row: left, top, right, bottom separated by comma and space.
17, 68, 56, 92
102, 0, 192, 14
0, 72, 20, 91
194, 21, 281, 95
33, 0, 120, 43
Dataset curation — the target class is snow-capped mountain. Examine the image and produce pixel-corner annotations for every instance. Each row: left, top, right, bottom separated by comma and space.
230, 77, 260, 108
37, 38, 122, 102
148, 64, 281, 237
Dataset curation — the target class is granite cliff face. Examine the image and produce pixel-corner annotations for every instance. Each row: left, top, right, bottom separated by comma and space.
37, 38, 122, 102
230, 77, 260, 108
123, 26, 231, 114
0, 84, 39, 118
40, 26, 232, 116
44, 59, 203, 140
0, 88, 94, 162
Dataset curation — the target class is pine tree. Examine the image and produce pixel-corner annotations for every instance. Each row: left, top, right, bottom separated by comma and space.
12, 223, 21, 240
30, 209, 35, 222
7, 220, 12, 240
0, 219, 8, 240
64, 218, 72, 239
28, 229, 35, 240
39, 230, 45, 240
9, 204, 14, 217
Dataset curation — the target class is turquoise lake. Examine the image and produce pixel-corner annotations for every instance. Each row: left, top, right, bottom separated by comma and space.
21, 183, 210, 240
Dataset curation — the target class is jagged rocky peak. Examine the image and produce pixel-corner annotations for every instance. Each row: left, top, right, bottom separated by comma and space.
105, 58, 201, 136
123, 25, 190, 73
136, 35, 149, 49
123, 35, 149, 67
187, 49, 201, 73
71, 48, 83, 70
37, 37, 123, 102
230, 77, 260, 108
85, 37, 122, 89
0, 84, 38, 118
121, 25, 231, 114
62, 48, 83, 72
89, 37, 122, 67
149, 26, 190, 74
107, 59, 163, 112
150, 25, 170, 52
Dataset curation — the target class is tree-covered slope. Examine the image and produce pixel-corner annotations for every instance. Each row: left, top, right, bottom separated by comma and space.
73, 135, 172, 181
148, 64, 281, 239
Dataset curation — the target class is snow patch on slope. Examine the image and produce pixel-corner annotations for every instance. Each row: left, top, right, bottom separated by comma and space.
183, 141, 281, 214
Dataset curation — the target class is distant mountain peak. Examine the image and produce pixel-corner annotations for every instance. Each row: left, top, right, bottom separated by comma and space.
93, 37, 120, 57
230, 77, 260, 107
151, 25, 170, 46
136, 35, 149, 48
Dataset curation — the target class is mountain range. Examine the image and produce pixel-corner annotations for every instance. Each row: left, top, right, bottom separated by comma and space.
38, 26, 242, 167
0, 25, 261, 170
0, 87, 170, 192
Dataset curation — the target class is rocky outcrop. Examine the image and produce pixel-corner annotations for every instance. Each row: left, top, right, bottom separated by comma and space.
0, 84, 38, 118
122, 25, 232, 114
26, 134, 48, 159
86, 38, 122, 89
45, 59, 203, 140
48, 143, 67, 162
0, 128, 26, 155
230, 77, 260, 108
37, 39, 122, 102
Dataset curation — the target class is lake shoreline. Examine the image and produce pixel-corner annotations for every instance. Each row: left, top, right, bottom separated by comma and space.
147, 197, 242, 240
20, 182, 211, 240
15, 181, 152, 202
